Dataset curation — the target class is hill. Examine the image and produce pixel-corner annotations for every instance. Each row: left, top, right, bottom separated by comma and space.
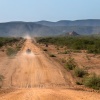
0, 20, 100, 37
36, 19, 100, 26
0, 22, 58, 37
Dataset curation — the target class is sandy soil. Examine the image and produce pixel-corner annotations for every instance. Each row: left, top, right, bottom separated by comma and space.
0, 39, 100, 100
41, 44, 100, 75
0, 88, 100, 100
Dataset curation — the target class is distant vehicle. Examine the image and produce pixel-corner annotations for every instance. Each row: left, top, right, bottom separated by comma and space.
26, 49, 31, 53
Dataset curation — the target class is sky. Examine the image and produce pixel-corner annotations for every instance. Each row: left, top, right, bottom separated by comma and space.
0, 0, 100, 22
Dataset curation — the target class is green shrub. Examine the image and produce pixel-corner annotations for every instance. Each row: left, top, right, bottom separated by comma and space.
37, 36, 100, 54
50, 54, 56, 57
65, 58, 76, 70
0, 75, 4, 81
6, 47, 17, 56
16, 45, 21, 51
74, 67, 87, 77
0, 37, 21, 47
62, 51, 70, 54
0, 75, 4, 88
72, 50, 81, 53
84, 74, 100, 90
76, 81, 83, 85
86, 55, 91, 60
61, 58, 66, 63
57, 47, 59, 50
43, 49, 47, 51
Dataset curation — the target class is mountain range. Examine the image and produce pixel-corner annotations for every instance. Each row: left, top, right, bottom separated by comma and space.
1, 19, 100, 37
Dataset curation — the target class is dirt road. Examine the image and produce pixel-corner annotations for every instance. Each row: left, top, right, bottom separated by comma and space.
0, 39, 100, 100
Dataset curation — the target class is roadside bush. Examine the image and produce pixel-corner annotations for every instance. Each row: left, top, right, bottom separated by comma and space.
0, 75, 4, 81
74, 67, 87, 77
86, 55, 91, 60
72, 50, 81, 53
57, 47, 59, 50
76, 81, 83, 85
62, 51, 70, 54
0, 75, 4, 88
50, 54, 56, 57
84, 74, 100, 90
6, 47, 17, 56
61, 58, 66, 63
0, 37, 20, 48
16, 45, 21, 51
43, 49, 47, 51
65, 58, 76, 70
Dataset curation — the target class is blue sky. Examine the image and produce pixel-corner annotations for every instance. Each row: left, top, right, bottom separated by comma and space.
0, 0, 100, 22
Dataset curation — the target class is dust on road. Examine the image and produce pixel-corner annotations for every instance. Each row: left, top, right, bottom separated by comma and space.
1, 39, 69, 88
0, 39, 100, 100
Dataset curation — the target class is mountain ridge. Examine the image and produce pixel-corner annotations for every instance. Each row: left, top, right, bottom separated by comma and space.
0, 19, 100, 37
35, 19, 100, 26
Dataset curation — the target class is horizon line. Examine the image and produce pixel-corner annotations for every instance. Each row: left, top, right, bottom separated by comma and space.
0, 19, 100, 23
